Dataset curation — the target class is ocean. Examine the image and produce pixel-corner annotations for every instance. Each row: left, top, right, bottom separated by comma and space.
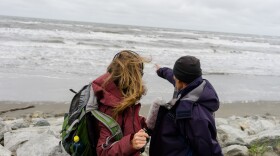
0, 15, 280, 104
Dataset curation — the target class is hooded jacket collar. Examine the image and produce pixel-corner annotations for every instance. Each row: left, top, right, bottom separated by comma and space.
92, 73, 123, 107
170, 76, 220, 119
178, 76, 219, 112
178, 76, 203, 97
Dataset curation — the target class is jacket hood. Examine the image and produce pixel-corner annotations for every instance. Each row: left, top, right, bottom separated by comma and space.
180, 77, 220, 112
198, 79, 220, 112
92, 73, 123, 107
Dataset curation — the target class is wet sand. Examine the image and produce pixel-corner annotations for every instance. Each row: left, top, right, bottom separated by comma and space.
0, 101, 279, 119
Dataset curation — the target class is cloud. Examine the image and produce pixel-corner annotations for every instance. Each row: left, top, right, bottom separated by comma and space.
0, 0, 280, 36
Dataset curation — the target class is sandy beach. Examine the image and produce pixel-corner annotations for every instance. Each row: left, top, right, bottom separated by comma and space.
0, 101, 279, 119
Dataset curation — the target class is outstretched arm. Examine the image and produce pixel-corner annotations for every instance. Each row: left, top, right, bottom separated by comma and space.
155, 65, 175, 86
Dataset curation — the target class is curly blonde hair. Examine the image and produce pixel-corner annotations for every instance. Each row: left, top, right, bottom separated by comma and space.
104, 50, 149, 118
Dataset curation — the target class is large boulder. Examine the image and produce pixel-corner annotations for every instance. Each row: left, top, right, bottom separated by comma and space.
0, 120, 11, 145
0, 144, 12, 156
216, 118, 229, 126
3, 117, 65, 156
246, 125, 280, 145
8, 119, 30, 130
238, 116, 276, 135
4, 127, 41, 152
221, 116, 277, 135
217, 124, 247, 147
16, 133, 61, 156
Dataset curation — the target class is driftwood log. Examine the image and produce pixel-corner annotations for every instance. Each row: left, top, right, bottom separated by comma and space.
0, 105, 35, 115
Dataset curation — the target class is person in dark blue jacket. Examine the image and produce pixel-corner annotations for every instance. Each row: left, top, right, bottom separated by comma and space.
149, 55, 223, 156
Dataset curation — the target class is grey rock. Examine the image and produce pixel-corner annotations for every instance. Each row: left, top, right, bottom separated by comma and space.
216, 118, 229, 126
46, 125, 62, 139
33, 119, 50, 127
217, 125, 247, 147
4, 126, 52, 152
9, 119, 30, 130
222, 145, 248, 156
246, 125, 280, 145
224, 116, 276, 135
4, 130, 40, 152
48, 145, 70, 156
0, 144, 12, 156
11, 122, 29, 130
16, 133, 60, 156
2, 115, 279, 156
0, 120, 11, 145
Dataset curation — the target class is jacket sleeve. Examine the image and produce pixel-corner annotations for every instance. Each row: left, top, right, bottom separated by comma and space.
182, 119, 223, 156
96, 121, 139, 156
156, 67, 175, 86
139, 115, 147, 129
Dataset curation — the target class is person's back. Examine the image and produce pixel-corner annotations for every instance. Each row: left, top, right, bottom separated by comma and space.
149, 56, 223, 156
87, 50, 149, 156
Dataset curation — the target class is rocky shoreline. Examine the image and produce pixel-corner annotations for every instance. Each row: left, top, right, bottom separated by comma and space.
216, 115, 280, 156
1, 111, 280, 156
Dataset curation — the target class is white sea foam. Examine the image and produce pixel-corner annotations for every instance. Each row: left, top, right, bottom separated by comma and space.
0, 15, 280, 102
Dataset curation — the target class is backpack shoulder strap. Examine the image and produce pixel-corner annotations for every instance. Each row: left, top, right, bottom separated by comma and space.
87, 82, 123, 147
90, 110, 123, 148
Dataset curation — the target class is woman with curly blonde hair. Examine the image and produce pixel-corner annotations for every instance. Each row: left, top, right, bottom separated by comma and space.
88, 50, 149, 156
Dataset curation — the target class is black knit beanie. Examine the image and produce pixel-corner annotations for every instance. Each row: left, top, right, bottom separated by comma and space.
173, 56, 202, 84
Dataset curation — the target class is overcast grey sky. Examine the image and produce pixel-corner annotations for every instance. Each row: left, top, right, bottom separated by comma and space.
1, 0, 280, 36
